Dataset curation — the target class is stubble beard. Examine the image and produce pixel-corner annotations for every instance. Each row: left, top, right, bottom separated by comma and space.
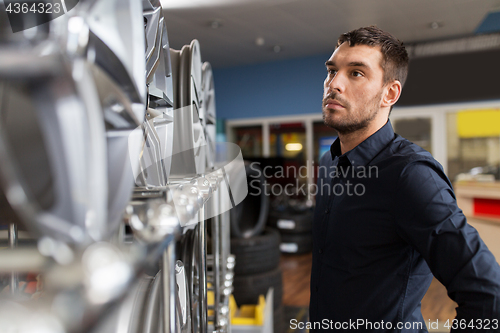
322, 92, 382, 135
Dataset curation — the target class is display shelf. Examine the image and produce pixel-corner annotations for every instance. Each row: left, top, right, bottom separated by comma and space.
455, 181, 500, 224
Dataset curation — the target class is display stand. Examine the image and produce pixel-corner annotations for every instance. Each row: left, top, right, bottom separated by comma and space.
231, 288, 274, 333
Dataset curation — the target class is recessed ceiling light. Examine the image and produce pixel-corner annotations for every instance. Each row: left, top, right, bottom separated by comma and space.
273, 45, 282, 53
255, 37, 265, 46
210, 20, 222, 29
429, 21, 443, 29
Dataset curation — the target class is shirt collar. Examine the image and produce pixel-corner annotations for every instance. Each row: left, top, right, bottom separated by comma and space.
329, 120, 395, 167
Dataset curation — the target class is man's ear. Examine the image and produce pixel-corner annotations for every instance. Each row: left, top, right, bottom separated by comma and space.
381, 80, 402, 108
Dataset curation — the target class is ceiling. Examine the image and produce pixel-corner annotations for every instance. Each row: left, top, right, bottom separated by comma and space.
161, 0, 500, 68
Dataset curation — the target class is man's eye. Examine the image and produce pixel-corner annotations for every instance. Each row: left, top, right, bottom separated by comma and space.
328, 69, 337, 75
352, 71, 363, 77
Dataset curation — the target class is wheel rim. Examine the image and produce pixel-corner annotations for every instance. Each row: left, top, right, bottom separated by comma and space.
201, 62, 217, 171
179, 224, 207, 333
138, 1, 175, 187
170, 40, 206, 177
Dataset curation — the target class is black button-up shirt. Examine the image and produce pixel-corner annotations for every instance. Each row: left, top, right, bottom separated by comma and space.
310, 120, 500, 332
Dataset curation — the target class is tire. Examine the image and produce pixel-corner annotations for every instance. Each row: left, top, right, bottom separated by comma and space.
231, 228, 280, 275
230, 162, 269, 239
280, 232, 312, 255
233, 267, 283, 309
267, 209, 313, 234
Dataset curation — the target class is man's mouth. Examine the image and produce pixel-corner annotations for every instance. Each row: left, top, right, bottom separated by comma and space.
324, 99, 345, 110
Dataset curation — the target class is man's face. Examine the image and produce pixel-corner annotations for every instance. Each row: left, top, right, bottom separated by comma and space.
322, 43, 387, 134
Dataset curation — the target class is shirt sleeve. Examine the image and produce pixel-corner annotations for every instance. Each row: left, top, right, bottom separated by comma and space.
394, 157, 500, 328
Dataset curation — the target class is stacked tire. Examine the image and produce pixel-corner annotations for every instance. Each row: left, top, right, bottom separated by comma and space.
268, 209, 314, 255
231, 228, 284, 333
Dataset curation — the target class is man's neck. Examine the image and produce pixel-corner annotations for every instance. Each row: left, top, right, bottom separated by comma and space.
338, 117, 388, 155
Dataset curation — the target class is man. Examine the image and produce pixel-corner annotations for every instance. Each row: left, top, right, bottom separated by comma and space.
310, 26, 500, 332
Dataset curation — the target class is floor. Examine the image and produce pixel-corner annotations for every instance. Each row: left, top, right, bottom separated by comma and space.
280, 253, 457, 332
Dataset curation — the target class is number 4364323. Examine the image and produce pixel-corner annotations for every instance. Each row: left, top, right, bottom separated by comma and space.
6, 2, 62, 14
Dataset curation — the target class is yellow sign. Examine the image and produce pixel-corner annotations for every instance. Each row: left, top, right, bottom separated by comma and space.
457, 109, 500, 138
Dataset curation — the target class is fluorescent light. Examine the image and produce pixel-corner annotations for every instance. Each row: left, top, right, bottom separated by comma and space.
161, 0, 235, 9
161, 0, 290, 9
285, 143, 302, 152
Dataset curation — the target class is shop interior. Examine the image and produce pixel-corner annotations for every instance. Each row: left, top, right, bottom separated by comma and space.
1, 1, 500, 333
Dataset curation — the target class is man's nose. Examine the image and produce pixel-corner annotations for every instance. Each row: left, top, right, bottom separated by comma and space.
326, 72, 345, 94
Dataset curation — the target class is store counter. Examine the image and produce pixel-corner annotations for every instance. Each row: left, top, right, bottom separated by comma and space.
455, 181, 500, 264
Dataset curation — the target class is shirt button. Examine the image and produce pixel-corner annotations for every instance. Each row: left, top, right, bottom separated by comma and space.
315, 286, 319, 292
319, 249, 323, 254
324, 208, 330, 214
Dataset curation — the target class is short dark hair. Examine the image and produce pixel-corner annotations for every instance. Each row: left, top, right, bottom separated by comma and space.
337, 26, 409, 87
